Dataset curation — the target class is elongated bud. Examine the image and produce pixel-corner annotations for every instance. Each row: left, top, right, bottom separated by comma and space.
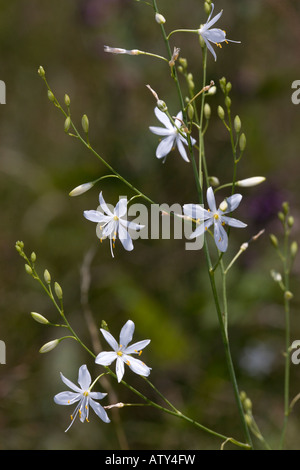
219, 200, 228, 212
236, 177, 265, 187
204, 2, 212, 15
30, 252, 37, 263
54, 282, 63, 300
234, 115, 241, 133
81, 114, 89, 133
278, 211, 285, 222
225, 95, 231, 108
291, 241, 298, 258
69, 181, 94, 197
239, 133, 246, 151
204, 103, 211, 120
284, 290, 294, 301
157, 100, 168, 112
38, 66, 45, 78
44, 269, 51, 284
31, 312, 50, 325
217, 105, 225, 120
207, 85, 217, 95
208, 176, 220, 187
244, 398, 252, 412
288, 216, 294, 227
282, 202, 289, 214
64, 116, 71, 133
64, 94, 70, 107
155, 13, 166, 24
47, 90, 55, 102
270, 269, 282, 283
226, 82, 232, 94
39, 339, 59, 353
25, 264, 33, 275
269, 234, 278, 248
187, 103, 194, 120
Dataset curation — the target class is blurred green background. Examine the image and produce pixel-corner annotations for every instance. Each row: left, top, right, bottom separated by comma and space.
1, 0, 300, 450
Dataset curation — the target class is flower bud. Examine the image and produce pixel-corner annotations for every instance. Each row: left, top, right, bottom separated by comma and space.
155, 13, 166, 24
244, 398, 252, 412
179, 57, 187, 69
47, 90, 55, 102
226, 82, 232, 94
219, 200, 228, 212
270, 269, 282, 283
234, 115, 241, 133
204, 2, 212, 15
217, 105, 225, 120
54, 282, 63, 300
25, 264, 33, 275
31, 312, 49, 325
284, 290, 294, 301
64, 94, 70, 107
207, 85, 217, 95
269, 234, 279, 248
219, 77, 227, 94
69, 181, 94, 197
239, 133, 246, 151
44, 269, 51, 284
39, 339, 59, 354
225, 95, 231, 108
282, 202, 289, 214
204, 103, 211, 120
30, 252, 37, 263
288, 216, 294, 228
81, 114, 89, 134
208, 176, 220, 187
236, 177, 265, 188
187, 103, 194, 120
277, 211, 285, 222
290, 241, 298, 258
64, 116, 71, 133
38, 66, 45, 78
157, 100, 167, 112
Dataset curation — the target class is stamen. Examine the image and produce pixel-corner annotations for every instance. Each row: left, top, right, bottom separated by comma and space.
86, 418, 89, 423
70, 415, 73, 421
117, 351, 123, 357
126, 360, 131, 366
68, 400, 70, 404
214, 214, 219, 220
113, 216, 118, 221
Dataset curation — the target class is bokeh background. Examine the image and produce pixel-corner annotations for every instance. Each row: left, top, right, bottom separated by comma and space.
1, 0, 300, 450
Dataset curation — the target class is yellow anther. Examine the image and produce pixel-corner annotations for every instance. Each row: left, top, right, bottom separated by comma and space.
214, 214, 219, 220
113, 216, 119, 221
68, 400, 70, 404
222, 222, 226, 226
126, 360, 131, 366
83, 391, 89, 397
117, 351, 123, 357
85, 405, 88, 410
78, 409, 82, 416
70, 415, 73, 421
86, 418, 89, 423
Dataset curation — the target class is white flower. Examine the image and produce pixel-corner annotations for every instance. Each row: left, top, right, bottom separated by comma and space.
95, 320, 151, 383
149, 107, 196, 163
83, 191, 144, 257
54, 364, 110, 432
198, 3, 241, 61
183, 187, 247, 252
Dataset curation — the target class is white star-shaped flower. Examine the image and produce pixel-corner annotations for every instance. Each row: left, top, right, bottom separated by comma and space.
95, 320, 151, 383
198, 3, 240, 61
183, 187, 247, 252
149, 107, 196, 163
84, 191, 144, 257
54, 364, 110, 431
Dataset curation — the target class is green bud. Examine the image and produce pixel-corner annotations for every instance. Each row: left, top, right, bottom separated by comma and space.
282, 202, 289, 214
101, 320, 109, 331
239, 133, 246, 151
225, 95, 231, 108
234, 115, 241, 133
208, 176, 220, 187
38, 66, 45, 78
157, 100, 167, 112
64, 116, 71, 133
244, 398, 252, 412
25, 264, 33, 275
269, 234, 279, 248
288, 216, 294, 227
39, 339, 59, 354
217, 105, 225, 120
245, 414, 253, 426
291, 241, 298, 258
240, 391, 247, 402
155, 12, 166, 24
64, 94, 70, 107
270, 269, 282, 283
278, 211, 285, 222
177, 65, 183, 73
30, 252, 37, 263
187, 73, 194, 90
81, 114, 89, 134
219, 77, 227, 93
204, 103, 211, 120
284, 290, 294, 301
44, 269, 51, 284
204, 2, 212, 15
47, 90, 55, 103
187, 103, 194, 120
226, 82, 232, 94
31, 312, 49, 325
54, 282, 63, 300
179, 57, 187, 69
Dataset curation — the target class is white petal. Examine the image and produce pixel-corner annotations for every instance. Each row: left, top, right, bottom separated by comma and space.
78, 365, 91, 390
124, 355, 151, 378
206, 187, 217, 212
205, 28, 226, 44
224, 194, 243, 213
118, 223, 134, 251
95, 350, 117, 366
189, 218, 213, 239
89, 399, 111, 423
176, 136, 190, 162
214, 220, 228, 252
202, 36, 217, 61
154, 106, 173, 130
156, 135, 175, 159
116, 357, 125, 382
84, 210, 107, 223
124, 339, 151, 355
89, 391, 108, 400
59, 372, 82, 393
54, 391, 81, 405
99, 191, 114, 217
115, 198, 128, 218
205, 8, 223, 30
100, 328, 119, 351
119, 320, 135, 348
221, 216, 247, 228
183, 203, 211, 221
149, 125, 173, 137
